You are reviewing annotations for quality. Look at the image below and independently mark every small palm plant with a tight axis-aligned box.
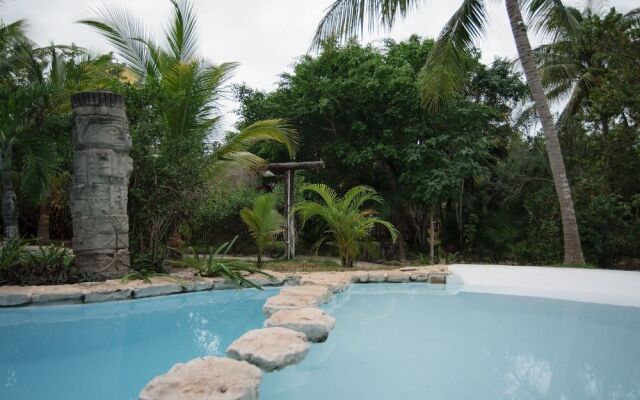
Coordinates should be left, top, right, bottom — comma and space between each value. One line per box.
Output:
240, 193, 284, 268
295, 184, 398, 268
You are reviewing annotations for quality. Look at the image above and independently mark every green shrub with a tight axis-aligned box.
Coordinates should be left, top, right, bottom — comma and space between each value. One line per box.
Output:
0, 242, 81, 285
295, 184, 398, 268
240, 193, 284, 267
190, 184, 260, 246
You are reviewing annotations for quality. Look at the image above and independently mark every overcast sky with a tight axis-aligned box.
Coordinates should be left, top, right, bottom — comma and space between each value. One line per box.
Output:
2, 0, 637, 131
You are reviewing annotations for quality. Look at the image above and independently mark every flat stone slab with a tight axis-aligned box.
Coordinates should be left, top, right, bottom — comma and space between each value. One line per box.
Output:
84, 289, 132, 303
353, 271, 369, 283
387, 272, 411, 283
0, 292, 31, 306
31, 286, 83, 304
299, 272, 351, 293
265, 307, 336, 342
248, 273, 284, 287
139, 356, 261, 400
133, 283, 183, 298
182, 279, 214, 292
263, 293, 319, 317
280, 285, 333, 304
368, 271, 388, 283
226, 327, 310, 372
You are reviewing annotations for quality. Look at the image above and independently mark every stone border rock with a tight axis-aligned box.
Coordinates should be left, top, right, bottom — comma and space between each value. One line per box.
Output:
0, 266, 448, 308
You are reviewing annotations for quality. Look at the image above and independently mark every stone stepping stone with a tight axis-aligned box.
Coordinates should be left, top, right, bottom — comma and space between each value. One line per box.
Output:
263, 293, 320, 317
280, 285, 333, 304
265, 307, 336, 342
226, 327, 310, 372
139, 356, 261, 400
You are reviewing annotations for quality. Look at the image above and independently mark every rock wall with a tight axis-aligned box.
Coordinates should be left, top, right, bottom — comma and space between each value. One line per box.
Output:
70, 92, 132, 279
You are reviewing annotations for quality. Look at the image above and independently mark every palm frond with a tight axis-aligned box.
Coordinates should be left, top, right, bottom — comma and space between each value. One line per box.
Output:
311, 0, 422, 50
210, 119, 299, 176
19, 135, 57, 202
418, 0, 486, 110
296, 184, 397, 268
79, 5, 157, 80
163, 60, 236, 138
165, 0, 199, 62
526, 0, 581, 40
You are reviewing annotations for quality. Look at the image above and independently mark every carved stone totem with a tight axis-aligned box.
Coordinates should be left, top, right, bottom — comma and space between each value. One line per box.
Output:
70, 92, 133, 279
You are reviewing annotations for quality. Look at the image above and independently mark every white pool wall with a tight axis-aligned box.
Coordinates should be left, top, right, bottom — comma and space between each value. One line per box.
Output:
449, 264, 640, 308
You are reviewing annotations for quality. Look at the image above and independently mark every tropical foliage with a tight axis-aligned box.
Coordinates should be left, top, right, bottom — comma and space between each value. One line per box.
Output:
174, 237, 276, 289
0, 239, 81, 285
240, 193, 284, 268
295, 184, 398, 268
0, 0, 638, 275
238, 34, 640, 268
310, 0, 587, 264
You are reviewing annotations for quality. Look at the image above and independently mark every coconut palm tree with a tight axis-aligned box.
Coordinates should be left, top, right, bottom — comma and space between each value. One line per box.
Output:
533, 4, 640, 131
295, 184, 398, 268
311, 0, 586, 264
80, 0, 299, 175
240, 193, 284, 268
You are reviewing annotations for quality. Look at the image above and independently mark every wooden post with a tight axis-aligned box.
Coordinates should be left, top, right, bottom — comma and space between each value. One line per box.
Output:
283, 170, 296, 260
267, 161, 325, 260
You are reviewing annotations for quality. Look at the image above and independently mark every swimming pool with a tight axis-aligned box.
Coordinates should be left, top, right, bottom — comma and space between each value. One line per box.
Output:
1, 283, 639, 400
261, 284, 640, 400
0, 288, 275, 400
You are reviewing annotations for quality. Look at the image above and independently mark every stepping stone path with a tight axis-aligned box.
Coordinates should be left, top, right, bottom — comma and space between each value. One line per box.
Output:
263, 289, 328, 317
139, 357, 261, 400
226, 327, 310, 372
265, 307, 336, 342
279, 285, 333, 303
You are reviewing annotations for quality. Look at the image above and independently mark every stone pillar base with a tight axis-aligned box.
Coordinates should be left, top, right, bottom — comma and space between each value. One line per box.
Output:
75, 250, 131, 280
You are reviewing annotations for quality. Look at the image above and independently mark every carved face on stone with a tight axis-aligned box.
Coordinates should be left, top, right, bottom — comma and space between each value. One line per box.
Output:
73, 116, 132, 152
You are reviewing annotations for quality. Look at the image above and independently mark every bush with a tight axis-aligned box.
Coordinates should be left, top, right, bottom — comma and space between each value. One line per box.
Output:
0, 241, 82, 285
190, 183, 261, 247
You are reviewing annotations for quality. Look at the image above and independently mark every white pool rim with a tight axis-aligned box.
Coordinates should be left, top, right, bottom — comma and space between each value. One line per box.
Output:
448, 264, 640, 308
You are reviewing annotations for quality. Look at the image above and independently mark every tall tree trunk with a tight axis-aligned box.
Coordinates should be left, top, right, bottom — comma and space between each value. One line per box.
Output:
505, 0, 585, 265
429, 207, 435, 265
37, 202, 51, 244
1, 170, 19, 240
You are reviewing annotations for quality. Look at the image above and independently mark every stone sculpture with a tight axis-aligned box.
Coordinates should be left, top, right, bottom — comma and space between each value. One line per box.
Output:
70, 92, 132, 279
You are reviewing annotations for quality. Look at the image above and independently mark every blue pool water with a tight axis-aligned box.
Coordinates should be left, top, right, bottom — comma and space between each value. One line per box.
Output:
0, 288, 275, 399
1, 284, 639, 400
262, 284, 640, 400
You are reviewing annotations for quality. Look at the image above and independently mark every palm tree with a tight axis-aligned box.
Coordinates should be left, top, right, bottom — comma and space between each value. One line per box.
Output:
80, 0, 299, 175
295, 184, 398, 268
0, 85, 57, 240
240, 193, 284, 268
312, 0, 586, 264
533, 5, 640, 132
